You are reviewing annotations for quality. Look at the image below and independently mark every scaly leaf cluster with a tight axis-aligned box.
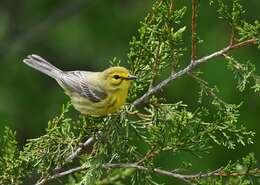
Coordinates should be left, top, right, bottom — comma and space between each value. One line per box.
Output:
0, 127, 24, 185
128, 0, 187, 101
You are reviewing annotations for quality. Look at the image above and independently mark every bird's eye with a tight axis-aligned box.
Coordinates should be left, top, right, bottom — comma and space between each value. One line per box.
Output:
113, 75, 120, 79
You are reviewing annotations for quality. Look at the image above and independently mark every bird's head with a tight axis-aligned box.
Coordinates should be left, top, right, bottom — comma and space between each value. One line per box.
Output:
102, 66, 137, 92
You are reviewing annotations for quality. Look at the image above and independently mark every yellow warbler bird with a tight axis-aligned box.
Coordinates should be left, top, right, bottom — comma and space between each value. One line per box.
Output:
23, 54, 137, 116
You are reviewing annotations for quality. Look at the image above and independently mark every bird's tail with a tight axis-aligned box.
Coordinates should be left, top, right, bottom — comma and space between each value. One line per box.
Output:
23, 54, 62, 79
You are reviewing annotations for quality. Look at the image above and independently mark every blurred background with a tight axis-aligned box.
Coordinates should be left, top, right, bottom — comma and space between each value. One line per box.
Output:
0, 0, 259, 184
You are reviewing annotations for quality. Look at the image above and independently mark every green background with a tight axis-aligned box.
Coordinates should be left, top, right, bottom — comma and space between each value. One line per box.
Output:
0, 0, 259, 184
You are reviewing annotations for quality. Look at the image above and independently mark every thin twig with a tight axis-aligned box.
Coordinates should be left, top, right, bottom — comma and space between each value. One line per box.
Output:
103, 163, 260, 183
102, 163, 194, 182
229, 38, 257, 49
133, 38, 257, 106
35, 166, 87, 185
191, 0, 197, 62
214, 168, 260, 177
34, 161, 260, 184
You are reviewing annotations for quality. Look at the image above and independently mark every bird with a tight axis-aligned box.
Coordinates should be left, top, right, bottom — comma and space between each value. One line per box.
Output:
23, 54, 137, 116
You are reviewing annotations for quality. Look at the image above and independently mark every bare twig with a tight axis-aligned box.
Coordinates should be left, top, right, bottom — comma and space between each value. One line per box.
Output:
191, 0, 197, 62
102, 163, 197, 182
229, 38, 257, 49
214, 168, 260, 177
133, 38, 258, 106
35, 166, 87, 185
103, 163, 260, 183
37, 163, 197, 185
34, 160, 260, 185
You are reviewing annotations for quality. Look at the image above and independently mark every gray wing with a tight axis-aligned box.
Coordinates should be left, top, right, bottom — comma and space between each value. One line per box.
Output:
60, 71, 107, 103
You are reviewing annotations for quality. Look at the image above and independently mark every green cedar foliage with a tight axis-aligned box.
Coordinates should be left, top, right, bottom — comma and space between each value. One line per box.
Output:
0, 127, 24, 185
1, 0, 260, 184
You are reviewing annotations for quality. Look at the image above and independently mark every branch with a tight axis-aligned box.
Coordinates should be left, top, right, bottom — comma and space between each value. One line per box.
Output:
133, 38, 258, 106
103, 163, 260, 183
191, 0, 197, 62
35, 166, 87, 185
35, 136, 95, 185
35, 155, 260, 185
34, 160, 260, 185
229, 38, 257, 49
103, 163, 193, 183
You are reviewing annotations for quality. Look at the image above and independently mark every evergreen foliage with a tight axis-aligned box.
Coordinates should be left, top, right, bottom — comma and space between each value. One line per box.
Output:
0, 0, 259, 184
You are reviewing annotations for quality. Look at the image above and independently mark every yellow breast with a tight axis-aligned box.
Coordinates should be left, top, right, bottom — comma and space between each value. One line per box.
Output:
105, 90, 128, 114
68, 89, 128, 116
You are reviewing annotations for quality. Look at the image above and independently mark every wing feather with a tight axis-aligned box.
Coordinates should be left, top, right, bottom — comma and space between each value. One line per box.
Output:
61, 71, 107, 103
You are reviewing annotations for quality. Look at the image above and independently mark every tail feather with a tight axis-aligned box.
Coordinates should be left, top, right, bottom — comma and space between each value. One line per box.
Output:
23, 54, 62, 79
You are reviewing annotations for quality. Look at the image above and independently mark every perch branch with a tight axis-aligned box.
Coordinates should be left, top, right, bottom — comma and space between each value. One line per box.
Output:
133, 38, 257, 106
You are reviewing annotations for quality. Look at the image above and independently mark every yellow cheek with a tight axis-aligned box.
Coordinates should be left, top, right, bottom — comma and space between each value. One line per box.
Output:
111, 78, 123, 85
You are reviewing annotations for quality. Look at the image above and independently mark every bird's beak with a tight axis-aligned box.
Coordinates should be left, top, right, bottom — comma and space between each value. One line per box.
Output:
125, 75, 138, 80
